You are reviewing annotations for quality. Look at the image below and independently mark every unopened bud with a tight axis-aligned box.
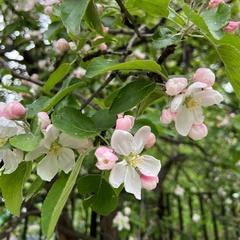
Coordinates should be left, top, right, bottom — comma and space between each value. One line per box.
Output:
56, 38, 70, 53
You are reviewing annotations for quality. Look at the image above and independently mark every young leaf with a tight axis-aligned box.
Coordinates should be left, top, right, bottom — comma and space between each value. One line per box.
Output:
25, 176, 44, 201
61, 0, 90, 35
41, 154, 86, 239
85, 57, 164, 78
43, 63, 72, 92
77, 175, 118, 216
0, 162, 32, 216
109, 80, 156, 114
52, 107, 96, 138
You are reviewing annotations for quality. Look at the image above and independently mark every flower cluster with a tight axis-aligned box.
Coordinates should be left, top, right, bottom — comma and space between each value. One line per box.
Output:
160, 68, 223, 140
95, 115, 161, 200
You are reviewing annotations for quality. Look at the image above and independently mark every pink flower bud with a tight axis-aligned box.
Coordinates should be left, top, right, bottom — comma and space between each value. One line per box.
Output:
56, 38, 70, 53
209, 0, 225, 9
144, 132, 156, 149
2, 102, 26, 119
44, 6, 53, 16
38, 112, 51, 130
31, 73, 39, 81
44, 0, 59, 6
165, 78, 188, 96
95, 146, 118, 170
160, 109, 176, 124
96, 3, 104, 15
193, 68, 215, 87
115, 115, 135, 132
102, 24, 109, 34
188, 123, 208, 140
93, 36, 107, 51
224, 21, 240, 34
140, 174, 159, 190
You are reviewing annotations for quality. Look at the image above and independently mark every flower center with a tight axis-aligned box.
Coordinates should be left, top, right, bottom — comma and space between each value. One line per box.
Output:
49, 142, 62, 155
183, 95, 200, 111
127, 152, 143, 170
0, 138, 7, 147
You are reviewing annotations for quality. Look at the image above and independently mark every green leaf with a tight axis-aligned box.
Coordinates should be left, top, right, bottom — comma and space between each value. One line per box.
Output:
43, 22, 62, 41
43, 63, 72, 92
61, 0, 90, 35
9, 133, 43, 152
91, 109, 116, 131
25, 176, 44, 201
0, 162, 32, 216
77, 175, 118, 216
52, 107, 96, 138
201, 4, 231, 40
134, 0, 170, 18
41, 80, 87, 112
85, 58, 164, 78
85, 1, 103, 35
152, 27, 181, 49
41, 154, 86, 238
217, 44, 240, 99
109, 80, 156, 114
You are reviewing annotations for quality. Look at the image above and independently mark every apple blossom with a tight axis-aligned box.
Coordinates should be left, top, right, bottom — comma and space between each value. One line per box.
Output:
140, 174, 159, 190
56, 38, 70, 53
0, 149, 23, 174
171, 82, 223, 136
95, 146, 118, 170
224, 21, 240, 34
165, 78, 188, 96
188, 123, 208, 140
44, 6, 53, 16
208, 0, 225, 9
160, 108, 176, 124
192, 213, 201, 223
115, 114, 135, 131
144, 132, 156, 149
174, 185, 184, 196
193, 68, 215, 87
25, 125, 89, 181
113, 211, 130, 231
38, 112, 51, 130
93, 36, 107, 51
109, 126, 161, 199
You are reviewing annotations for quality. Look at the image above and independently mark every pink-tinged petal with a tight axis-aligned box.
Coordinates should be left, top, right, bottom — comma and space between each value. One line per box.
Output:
37, 155, 59, 181
43, 125, 60, 149
111, 130, 134, 156
171, 94, 184, 112
96, 160, 116, 170
124, 166, 141, 200
188, 123, 208, 140
133, 126, 151, 153
59, 133, 89, 149
25, 145, 48, 161
186, 82, 207, 94
57, 147, 75, 173
140, 174, 159, 190
109, 160, 127, 188
175, 106, 194, 136
139, 155, 161, 176
195, 89, 223, 106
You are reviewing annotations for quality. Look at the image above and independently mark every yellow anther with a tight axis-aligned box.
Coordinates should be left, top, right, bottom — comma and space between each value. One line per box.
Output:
127, 152, 144, 170
50, 142, 61, 155
0, 138, 7, 147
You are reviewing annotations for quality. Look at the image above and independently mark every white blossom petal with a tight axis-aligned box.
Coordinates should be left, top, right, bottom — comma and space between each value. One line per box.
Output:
186, 82, 207, 94
171, 94, 184, 112
57, 147, 75, 173
25, 145, 48, 161
139, 155, 161, 176
43, 125, 59, 149
1, 149, 22, 174
192, 107, 204, 124
175, 106, 194, 136
133, 126, 151, 154
111, 130, 134, 156
59, 133, 89, 149
109, 160, 127, 188
0, 117, 18, 139
195, 89, 224, 106
37, 154, 59, 181
124, 166, 141, 200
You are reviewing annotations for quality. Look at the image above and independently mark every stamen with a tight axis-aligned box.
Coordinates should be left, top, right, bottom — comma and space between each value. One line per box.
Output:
0, 138, 7, 147
49, 142, 62, 155
183, 95, 201, 112
127, 152, 144, 170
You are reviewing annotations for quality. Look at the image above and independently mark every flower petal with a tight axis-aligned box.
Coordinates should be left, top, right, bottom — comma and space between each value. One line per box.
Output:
111, 130, 134, 156
25, 145, 48, 161
133, 126, 151, 154
139, 155, 161, 176
59, 133, 89, 149
43, 125, 59, 149
124, 166, 141, 200
1, 149, 22, 174
186, 82, 207, 94
175, 106, 194, 136
57, 147, 75, 173
195, 89, 223, 106
109, 160, 127, 188
37, 154, 59, 181
171, 94, 184, 112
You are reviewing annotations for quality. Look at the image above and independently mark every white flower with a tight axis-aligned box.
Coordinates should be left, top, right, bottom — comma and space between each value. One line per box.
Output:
0, 149, 23, 174
192, 213, 201, 223
171, 82, 223, 136
109, 126, 161, 200
174, 185, 185, 196
25, 125, 89, 181
113, 211, 130, 231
